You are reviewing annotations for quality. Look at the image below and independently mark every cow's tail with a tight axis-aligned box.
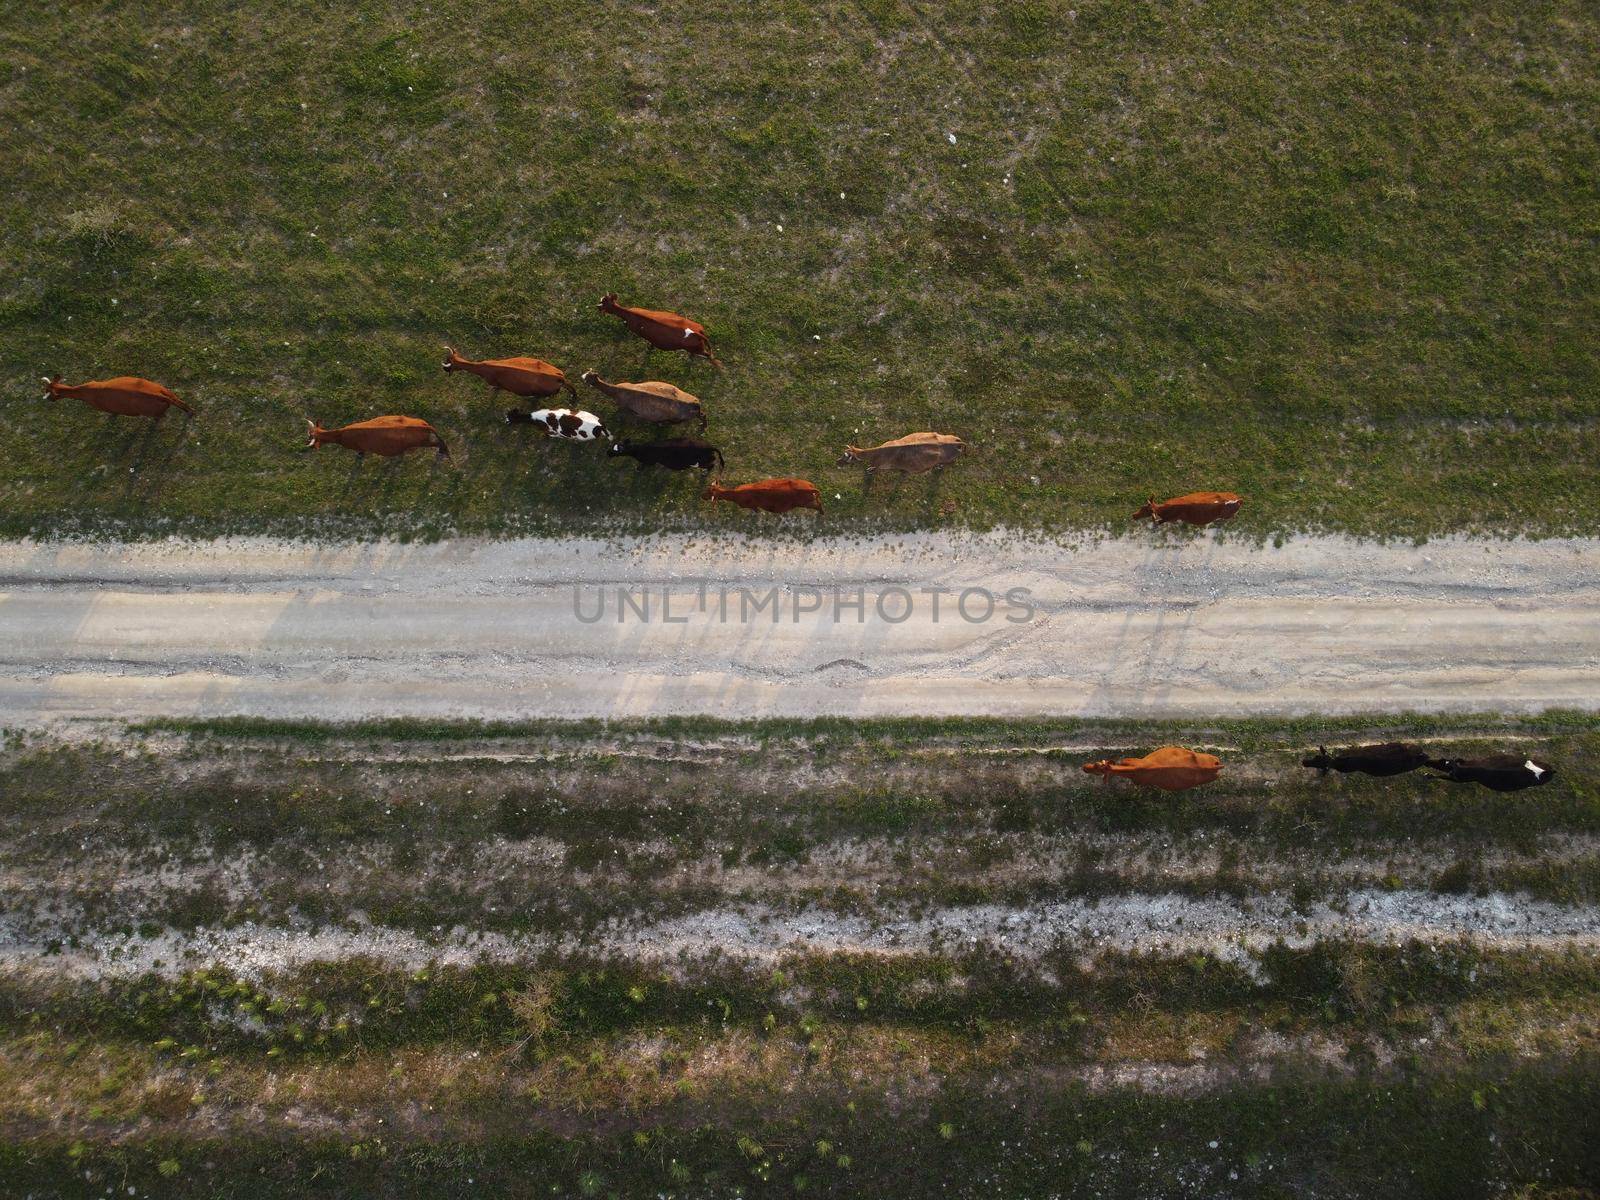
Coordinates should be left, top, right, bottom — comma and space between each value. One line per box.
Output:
433, 431, 453, 462
562, 376, 578, 399
167, 393, 195, 415
712, 447, 725, 474
700, 340, 724, 369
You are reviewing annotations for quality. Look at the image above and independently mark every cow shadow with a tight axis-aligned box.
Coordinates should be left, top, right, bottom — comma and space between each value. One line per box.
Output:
96, 415, 150, 461
595, 338, 714, 393
111, 415, 195, 510
856, 467, 950, 520
917, 469, 949, 522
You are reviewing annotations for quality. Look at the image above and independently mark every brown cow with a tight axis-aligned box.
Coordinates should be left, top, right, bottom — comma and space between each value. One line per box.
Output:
582, 371, 706, 428
1133, 492, 1242, 527
442, 346, 575, 401
599, 294, 722, 366
838, 432, 966, 475
305, 416, 451, 460
1081, 746, 1223, 792
42, 375, 192, 418
703, 479, 823, 515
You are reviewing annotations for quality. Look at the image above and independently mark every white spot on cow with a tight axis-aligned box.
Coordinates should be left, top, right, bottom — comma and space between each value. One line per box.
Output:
1525, 760, 1546, 778
683, 329, 692, 338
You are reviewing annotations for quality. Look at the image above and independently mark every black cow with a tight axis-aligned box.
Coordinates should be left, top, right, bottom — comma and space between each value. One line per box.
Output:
607, 438, 724, 472
1301, 742, 1429, 777
1425, 755, 1555, 792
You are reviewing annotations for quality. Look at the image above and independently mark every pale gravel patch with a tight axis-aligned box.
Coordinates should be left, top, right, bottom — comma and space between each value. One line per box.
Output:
3, 890, 1598, 983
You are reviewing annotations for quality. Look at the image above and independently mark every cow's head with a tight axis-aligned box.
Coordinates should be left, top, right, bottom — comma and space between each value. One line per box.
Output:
304, 418, 327, 450
442, 345, 463, 373
1132, 496, 1159, 521
607, 441, 631, 458
1301, 746, 1333, 772
41, 376, 62, 401
598, 293, 621, 314
700, 483, 726, 502
1081, 759, 1115, 780
836, 446, 862, 466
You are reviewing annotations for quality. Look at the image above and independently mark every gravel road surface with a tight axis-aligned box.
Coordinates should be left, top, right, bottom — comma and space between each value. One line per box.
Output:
1, 532, 1595, 723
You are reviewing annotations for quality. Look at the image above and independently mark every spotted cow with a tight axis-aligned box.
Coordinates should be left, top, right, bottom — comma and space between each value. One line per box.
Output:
506, 407, 609, 441
1425, 755, 1555, 792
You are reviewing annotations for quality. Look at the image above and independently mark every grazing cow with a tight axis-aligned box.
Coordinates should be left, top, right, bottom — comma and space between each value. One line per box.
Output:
598, 293, 722, 366
43, 375, 192, 418
442, 346, 575, 400
608, 438, 724, 472
506, 407, 609, 442
1133, 492, 1243, 527
837, 432, 967, 475
305, 416, 450, 460
1301, 743, 1430, 777
1425, 755, 1555, 792
703, 478, 823, 515
1081, 746, 1223, 792
582, 371, 706, 428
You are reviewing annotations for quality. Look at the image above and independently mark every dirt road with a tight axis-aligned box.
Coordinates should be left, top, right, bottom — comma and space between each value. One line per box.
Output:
1, 531, 1596, 723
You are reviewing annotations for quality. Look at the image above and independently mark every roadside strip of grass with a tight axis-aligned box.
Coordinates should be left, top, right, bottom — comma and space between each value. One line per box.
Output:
4, 717, 1598, 944
13, 716, 1600, 858
122, 709, 1600, 748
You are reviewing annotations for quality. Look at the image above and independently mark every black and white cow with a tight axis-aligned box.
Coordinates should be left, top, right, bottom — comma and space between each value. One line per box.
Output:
1425, 755, 1554, 792
607, 438, 724, 472
1301, 743, 1429, 777
506, 407, 608, 441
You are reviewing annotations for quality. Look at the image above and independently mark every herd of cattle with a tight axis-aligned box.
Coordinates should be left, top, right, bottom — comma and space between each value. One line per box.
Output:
37, 295, 1563, 794
1088, 743, 1556, 793
41, 293, 1245, 524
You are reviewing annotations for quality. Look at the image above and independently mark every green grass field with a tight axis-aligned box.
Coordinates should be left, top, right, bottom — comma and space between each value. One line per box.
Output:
3, 0, 1597, 540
